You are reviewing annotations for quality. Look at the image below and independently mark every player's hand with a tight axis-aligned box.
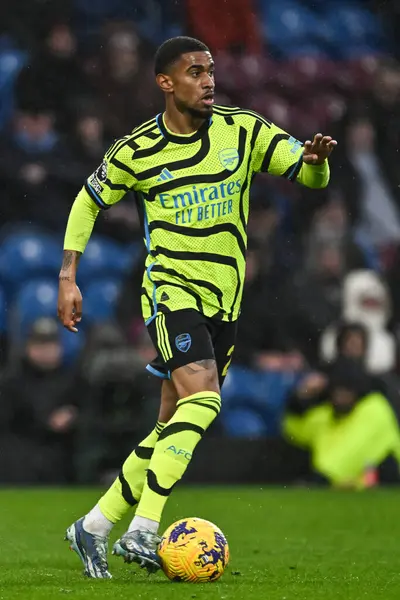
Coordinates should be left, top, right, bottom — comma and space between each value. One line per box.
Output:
303, 133, 337, 165
57, 279, 82, 333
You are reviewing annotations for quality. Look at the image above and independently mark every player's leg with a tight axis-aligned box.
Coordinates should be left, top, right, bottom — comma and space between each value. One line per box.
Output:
96, 379, 178, 523
113, 310, 222, 570
65, 379, 178, 578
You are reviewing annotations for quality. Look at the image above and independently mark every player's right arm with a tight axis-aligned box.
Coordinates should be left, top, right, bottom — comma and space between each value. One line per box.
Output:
57, 141, 137, 332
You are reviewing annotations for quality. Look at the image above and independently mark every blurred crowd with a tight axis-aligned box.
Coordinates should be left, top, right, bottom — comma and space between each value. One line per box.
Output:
2, 0, 400, 486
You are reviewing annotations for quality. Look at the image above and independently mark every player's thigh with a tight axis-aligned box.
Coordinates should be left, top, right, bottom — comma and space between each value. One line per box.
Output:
147, 309, 219, 399
213, 319, 238, 388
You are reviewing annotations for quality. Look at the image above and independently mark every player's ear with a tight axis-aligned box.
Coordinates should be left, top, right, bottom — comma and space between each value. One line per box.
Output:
156, 73, 174, 94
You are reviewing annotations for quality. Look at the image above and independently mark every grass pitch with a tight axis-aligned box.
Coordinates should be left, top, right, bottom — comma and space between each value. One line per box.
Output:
0, 486, 399, 599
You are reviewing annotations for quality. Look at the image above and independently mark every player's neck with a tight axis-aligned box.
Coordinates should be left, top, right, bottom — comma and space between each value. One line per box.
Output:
163, 109, 207, 135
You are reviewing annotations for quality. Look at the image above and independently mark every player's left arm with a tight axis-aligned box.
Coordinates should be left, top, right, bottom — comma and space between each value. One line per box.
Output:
252, 121, 337, 189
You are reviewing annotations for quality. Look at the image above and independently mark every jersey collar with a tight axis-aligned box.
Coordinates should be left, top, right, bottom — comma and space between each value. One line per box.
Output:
156, 113, 212, 145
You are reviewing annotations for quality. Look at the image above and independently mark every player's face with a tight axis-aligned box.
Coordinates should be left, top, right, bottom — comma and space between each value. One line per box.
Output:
165, 51, 215, 119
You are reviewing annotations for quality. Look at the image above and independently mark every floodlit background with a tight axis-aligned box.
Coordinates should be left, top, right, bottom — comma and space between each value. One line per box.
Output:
1, 0, 400, 488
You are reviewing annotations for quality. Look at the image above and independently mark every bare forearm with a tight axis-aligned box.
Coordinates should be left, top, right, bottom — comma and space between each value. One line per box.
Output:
59, 250, 81, 282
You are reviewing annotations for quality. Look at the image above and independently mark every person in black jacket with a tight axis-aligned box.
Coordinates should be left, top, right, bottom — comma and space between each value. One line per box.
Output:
0, 317, 78, 483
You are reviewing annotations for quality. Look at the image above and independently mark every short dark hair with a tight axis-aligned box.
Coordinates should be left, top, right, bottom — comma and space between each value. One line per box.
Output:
154, 36, 210, 75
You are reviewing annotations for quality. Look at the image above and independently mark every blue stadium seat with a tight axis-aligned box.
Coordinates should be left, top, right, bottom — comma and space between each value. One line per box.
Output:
82, 279, 122, 325
12, 279, 83, 365
15, 280, 58, 336
223, 366, 303, 436
221, 408, 267, 438
324, 4, 385, 59
0, 230, 61, 295
78, 237, 134, 286
260, 1, 326, 57
61, 327, 85, 366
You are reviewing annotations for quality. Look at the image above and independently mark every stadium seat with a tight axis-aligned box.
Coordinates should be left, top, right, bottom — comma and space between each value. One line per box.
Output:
14, 279, 58, 336
0, 230, 61, 294
277, 57, 337, 90
221, 408, 267, 438
324, 5, 385, 59
61, 327, 85, 366
335, 58, 377, 94
261, 1, 327, 58
12, 278, 84, 365
223, 366, 302, 436
77, 236, 135, 286
82, 279, 122, 325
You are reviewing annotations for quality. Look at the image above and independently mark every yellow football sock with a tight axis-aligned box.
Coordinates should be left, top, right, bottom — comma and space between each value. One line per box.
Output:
135, 392, 221, 523
98, 421, 165, 523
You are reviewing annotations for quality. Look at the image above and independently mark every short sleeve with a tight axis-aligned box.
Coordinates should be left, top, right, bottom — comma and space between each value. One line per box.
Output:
85, 140, 138, 210
252, 121, 304, 181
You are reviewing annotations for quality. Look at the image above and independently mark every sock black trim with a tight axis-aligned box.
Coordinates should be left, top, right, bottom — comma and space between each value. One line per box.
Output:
147, 469, 176, 497
158, 422, 204, 441
178, 395, 221, 409
135, 445, 154, 460
118, 471, 138, 506
155, 422, 165, 434
178, 394, 221, 405
177, 399, 220, 416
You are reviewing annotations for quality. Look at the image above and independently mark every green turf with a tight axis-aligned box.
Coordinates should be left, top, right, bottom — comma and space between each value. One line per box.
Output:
0, 487, 399, 599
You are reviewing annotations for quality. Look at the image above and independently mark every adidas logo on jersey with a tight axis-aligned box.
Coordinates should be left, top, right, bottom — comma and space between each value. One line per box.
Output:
156, 168, 174, 182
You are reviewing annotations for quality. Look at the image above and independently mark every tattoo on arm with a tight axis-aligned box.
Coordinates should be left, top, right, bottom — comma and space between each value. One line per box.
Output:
60, 250, 81, 273
182, 359, 216, 375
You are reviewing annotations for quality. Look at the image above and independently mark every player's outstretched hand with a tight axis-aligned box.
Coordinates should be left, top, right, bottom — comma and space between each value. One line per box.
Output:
57, 280, 82, 333
303, 133, 337, 165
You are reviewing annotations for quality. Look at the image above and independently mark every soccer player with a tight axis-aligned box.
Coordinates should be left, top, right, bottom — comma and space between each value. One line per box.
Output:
58, 36, 336, 578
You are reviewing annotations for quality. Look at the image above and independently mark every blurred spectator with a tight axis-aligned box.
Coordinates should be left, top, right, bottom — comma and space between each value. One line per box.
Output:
15, 21, 87, 131
70, 100, 107, 170
365, 58, 400, 236
0, 0, 72, 50
75, 322, 160, 482
284, 357, 400, 488
282, 240, 345, 366
320, 270, 397, 375
116, 247, 149, 341
344, 113, 400, 252
234, 239, 303, 371
320, 320, 400, 420
85, 23, 160, 138
0, 317, 78, 483
61, 99, 108, 190
329, 322, 369, 366
0, 109, 72, 231
282, 196, 368, 365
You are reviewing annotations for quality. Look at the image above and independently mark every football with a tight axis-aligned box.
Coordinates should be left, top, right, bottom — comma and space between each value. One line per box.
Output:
158, 517, 229, 583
